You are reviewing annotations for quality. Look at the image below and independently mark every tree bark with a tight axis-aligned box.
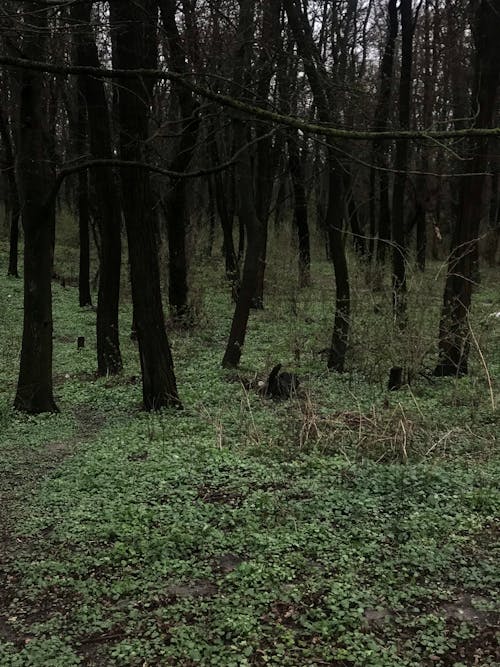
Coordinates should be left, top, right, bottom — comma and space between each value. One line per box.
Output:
0, 101, 20, 278
222, 0, 263, 368
112, 0, 181, 408
159, 0, 201, 320
435, 0, 500, 376
284, 0, 350, 372
75, 90, 92, 307
391, 0, 416, 323
208, 113, 238, 280
252, 0, 281, 309
370, 0, 398, 263
287, 129, 311, 286
71, 1, 123, 374
14, 2, 58, 413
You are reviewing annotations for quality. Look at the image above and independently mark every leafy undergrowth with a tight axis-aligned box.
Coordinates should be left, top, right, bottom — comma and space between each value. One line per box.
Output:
0, 245, 499, 666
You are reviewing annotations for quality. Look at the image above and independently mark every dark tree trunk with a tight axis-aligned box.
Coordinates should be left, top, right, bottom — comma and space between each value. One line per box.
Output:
14, 3, 57, 413
7, 206, 20, 278
415, 201, 426, 271
287, 130, 311, 287
415, 0, 433, 273
207, 174, 216, 256
208, 115, 238, 280
343, 171, 365, 257
371, 0, 398, 264
485, 172, 500, 266
252, 0, 281, 309
111, 0, 181, 408
435, 0, 500, 376
0, 105, 20, 278
284, 0, 350, 372
222, 124, 263, 367
76, 92, 92, 308
326, 158, 350, 372
71, 1, 122, 374
368, 167, 376, 260
222, 0, 263, 368
159, 0, 201, 320
391, 0, 416, 323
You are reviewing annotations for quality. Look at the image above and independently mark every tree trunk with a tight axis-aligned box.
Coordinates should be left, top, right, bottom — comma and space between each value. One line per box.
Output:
71, 1, 123, 374
0, 104, 20, 278
435, 0, 500, 376
284, 0, 351, 372
252, 0, 281, 309
287, 129, 311, 287
391, 0, 416, 324
14, 3, 57, 413
326, 157, 350, 372
76, 91, 92, 307
159, 0, 201, 320
112, 0, 181, 408
222, 0, 262, 368
208, 114, 238, 280
343, 171, 365, 257
371, 0, 398, 264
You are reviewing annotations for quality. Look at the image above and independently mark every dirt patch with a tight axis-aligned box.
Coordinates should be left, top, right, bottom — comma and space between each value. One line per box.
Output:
197, 485, 245, 507
440, 594, 499, 628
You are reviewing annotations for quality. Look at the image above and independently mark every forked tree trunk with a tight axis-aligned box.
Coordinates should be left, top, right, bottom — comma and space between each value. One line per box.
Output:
112, 0, 181, 408
14, 4, 57, 413
435, 0, 500, 376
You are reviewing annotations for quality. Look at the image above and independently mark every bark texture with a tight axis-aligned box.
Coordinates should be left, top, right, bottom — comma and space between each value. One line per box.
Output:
14, 3, 58, 413
112, 0, 181, 407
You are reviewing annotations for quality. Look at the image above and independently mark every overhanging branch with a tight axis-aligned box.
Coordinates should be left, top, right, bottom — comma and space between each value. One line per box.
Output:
1, 54, 499, 141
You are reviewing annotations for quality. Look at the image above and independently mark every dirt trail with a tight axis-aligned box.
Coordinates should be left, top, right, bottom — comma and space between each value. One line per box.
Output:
0, 404, 107, 650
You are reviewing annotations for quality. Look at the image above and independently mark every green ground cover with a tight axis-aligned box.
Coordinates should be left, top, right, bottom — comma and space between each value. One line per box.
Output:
0, 240, 498, 666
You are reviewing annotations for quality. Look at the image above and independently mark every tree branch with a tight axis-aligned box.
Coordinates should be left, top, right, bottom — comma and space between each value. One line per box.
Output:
1, 54, 499, 141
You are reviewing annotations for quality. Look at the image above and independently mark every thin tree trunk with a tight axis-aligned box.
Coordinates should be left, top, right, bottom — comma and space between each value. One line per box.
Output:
391, 0, 416, 323
0, 105, 20, 278
14, 3, 57, 413
287, 129, 311, 286
284, 0, 350, 372
222, 0, 262, 368
112, 0, 181, 408
76, 91, 92, 307
252, 0, 281, 309
159, 0, 201, 320
71, 1, 122, 374
326, 156, 350, 372
343, 171, 365, 257
208, 114, 238, 279
371, 0, 398, 264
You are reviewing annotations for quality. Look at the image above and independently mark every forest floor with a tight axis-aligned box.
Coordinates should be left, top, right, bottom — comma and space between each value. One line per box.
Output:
0, 238, 499, 667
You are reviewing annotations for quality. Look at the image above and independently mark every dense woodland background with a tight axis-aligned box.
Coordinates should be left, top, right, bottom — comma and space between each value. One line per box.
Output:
0, 1, 499, 666
0, 0, 499, 411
